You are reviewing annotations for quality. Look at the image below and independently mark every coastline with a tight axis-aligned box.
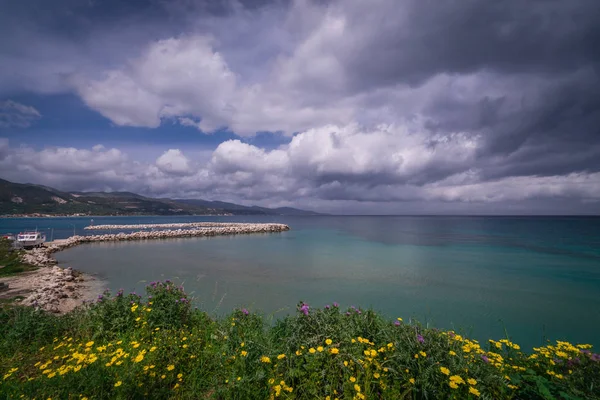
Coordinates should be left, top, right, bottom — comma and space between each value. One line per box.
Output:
1, 222, 290, 313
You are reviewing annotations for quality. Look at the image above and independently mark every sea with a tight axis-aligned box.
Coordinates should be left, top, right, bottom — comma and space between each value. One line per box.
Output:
2, 215, 600, 351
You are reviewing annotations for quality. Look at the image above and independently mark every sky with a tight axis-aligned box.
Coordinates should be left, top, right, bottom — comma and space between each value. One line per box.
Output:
1, 0, 599, 215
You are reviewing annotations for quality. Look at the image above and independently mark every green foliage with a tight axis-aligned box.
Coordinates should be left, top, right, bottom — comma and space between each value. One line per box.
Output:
1, 283, 599, 400
0, 238, 36, 276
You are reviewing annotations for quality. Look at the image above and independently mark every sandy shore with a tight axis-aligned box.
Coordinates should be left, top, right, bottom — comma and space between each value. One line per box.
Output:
0, 222, 290, 313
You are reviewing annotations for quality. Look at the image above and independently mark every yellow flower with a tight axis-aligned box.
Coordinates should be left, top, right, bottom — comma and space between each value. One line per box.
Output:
114, 381, 122, 387
419, 351, 426, 357
468, 378, 477, 385
309, 348, 316, 354
317, 346, 324, 352
409, 378, 415, 384
47, 372, 56, 378
260, 356, 271, 363
449, 375, 465, 385
374, 373, 380, 379
397, 317, 403, 321
469, 387, 480, 397
241, 350, 248, 357
85, 341, 94, 347
177, 373, 183, 379
277, 354, 286, 360
295, 350, 302, 356
330, 348, 339, 355
161, 375, 166, 379
449, 350, 457, 356
440, 367, 450, 376
344, 361, 348, 366
167, 365, 175, 371
325, 339, 333, 345
349, 376, 356, 383
354, 384, 361, 392
150, 346, 157, 352
449, 381, 459, 389
414, 354, 419, 359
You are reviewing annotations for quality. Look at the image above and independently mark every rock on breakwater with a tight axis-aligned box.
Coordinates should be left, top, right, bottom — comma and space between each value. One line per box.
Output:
85, 222, 290, 231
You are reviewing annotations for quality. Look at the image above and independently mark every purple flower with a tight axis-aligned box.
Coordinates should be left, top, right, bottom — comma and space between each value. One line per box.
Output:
325, 304, 330, 309
394, 320, 401, 326
356, 310, 362, 314
333, 302, 339, 308
346, 312, 351, 316
242, 308, 249, 315
592, 353, 600, 362
481, 355, 489, 363
299, 303, 310, 316
417, 334, 425, 344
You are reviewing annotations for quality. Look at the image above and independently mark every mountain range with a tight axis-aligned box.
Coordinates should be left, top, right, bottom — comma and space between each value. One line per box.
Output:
0, 178, 320, 216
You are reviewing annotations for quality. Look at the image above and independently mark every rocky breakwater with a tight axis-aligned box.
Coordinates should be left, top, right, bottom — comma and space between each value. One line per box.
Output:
13, 223, 289, 313
84, 222, 289, 230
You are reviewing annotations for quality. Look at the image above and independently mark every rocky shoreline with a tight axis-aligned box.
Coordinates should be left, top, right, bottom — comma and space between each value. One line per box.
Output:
3, 222, 290, 313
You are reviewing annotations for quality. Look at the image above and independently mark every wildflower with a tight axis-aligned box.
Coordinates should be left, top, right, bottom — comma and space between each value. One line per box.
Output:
295, 350, 302, 356
85, 341, 94, 347
114, 381, 122, 387
469, 387, 480, 396
449, 350, 457, 356
326, 339, 333, 345
167, 365, 175, 371
317, 346, 324, 352
349, 376, 356, 382
150, 346, 157, 352
333, 302, 339, 307
468, 378, 477, 385
450, 375, 465, 385
417, 334, 425, 344
241, 350, 248, 357
449, 381, 459, 389
481, 355, 489, 363
409, 378, 415, 384
440, 367, 450, 376
354, 384, 361, 392
419, 351, 426, 357
309, 348, 316, 354
299, 303, 310, 316
330, 348, 339, 355
277, 354, 286, 360
177, 373, 183, 379
374, 372, 380, 379
261, 356, 271, 363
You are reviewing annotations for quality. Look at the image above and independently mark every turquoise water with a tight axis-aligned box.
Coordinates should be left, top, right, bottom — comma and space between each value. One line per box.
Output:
3, 215, 600, 350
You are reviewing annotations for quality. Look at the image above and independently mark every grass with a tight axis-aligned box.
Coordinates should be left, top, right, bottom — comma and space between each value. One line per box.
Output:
1, 281, 598, 399
0, 238, 37, 277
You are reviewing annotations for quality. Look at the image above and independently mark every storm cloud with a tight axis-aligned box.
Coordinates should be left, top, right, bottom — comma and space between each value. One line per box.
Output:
0, 0, 599, 213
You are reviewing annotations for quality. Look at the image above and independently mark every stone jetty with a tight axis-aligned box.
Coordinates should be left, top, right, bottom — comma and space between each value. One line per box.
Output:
84, 222, 289, 230
11, 222, 290, 312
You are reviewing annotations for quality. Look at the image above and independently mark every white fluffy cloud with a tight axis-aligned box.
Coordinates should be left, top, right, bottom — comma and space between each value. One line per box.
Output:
156, 149, 193, 176
1, 121, 599, 213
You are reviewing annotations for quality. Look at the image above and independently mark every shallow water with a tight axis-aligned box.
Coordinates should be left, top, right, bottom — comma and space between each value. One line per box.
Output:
4, 215, 600, 350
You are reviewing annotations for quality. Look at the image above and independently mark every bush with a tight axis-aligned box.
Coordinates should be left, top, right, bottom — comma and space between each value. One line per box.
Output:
1, 283, 598, 399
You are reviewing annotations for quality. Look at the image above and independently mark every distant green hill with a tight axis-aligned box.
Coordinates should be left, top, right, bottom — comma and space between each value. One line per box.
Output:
0, 178, 321, 216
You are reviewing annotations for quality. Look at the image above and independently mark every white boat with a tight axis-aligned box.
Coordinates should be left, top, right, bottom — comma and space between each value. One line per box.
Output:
16, 231, 46, 249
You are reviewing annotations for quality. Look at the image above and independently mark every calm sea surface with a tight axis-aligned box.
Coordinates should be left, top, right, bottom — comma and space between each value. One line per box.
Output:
3, 215, 600, 350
